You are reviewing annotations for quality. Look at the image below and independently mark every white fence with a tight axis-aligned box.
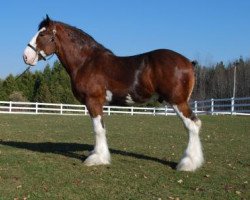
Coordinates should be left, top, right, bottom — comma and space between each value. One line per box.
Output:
0, 97, 249, 116
192, 97, 250, 116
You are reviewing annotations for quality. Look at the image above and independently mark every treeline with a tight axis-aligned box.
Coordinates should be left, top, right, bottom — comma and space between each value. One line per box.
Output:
0, 58, 249, 104
192, 57, 250, 100
0, 61, 79, 104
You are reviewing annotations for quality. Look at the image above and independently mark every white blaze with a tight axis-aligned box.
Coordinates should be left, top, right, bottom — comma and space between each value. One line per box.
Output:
23, 27, 46, 66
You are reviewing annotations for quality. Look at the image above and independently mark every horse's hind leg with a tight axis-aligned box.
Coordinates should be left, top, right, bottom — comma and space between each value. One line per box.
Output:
173, 102, 204, 171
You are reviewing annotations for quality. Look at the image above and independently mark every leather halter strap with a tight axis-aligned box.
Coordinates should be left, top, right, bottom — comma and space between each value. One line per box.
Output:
27, 43, 47, 61
27, 29, 56, 61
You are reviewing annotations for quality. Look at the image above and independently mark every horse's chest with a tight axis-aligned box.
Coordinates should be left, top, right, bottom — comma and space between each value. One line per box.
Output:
70, 76, 92, 102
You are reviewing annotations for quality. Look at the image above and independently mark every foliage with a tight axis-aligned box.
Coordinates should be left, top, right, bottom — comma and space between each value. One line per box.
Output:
0, 58, 249, 104
0, 61, 79, 104
9, 91, 27, 102
0, 115, 249, 199
192, 57, 250, 100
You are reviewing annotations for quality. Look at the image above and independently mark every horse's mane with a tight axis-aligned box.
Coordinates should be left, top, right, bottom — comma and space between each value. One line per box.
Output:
38, 18, 113, 54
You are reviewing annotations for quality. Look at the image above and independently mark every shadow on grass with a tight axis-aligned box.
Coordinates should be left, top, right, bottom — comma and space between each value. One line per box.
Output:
0, 140, 177, 169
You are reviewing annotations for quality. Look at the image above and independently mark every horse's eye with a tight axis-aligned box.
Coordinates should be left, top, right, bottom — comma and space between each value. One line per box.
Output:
40, 33, 45, 37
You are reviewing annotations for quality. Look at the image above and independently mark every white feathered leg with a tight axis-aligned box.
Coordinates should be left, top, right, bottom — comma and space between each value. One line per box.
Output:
173, 105, 204, 171
84, 115, 111, 166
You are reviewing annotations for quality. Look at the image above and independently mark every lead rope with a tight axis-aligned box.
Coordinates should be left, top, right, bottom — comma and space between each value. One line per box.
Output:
16, 65, 32, 80
16, 52, 55, 80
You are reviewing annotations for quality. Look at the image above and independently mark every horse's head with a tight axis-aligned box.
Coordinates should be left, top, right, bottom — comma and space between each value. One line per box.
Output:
23, 15, 57, 66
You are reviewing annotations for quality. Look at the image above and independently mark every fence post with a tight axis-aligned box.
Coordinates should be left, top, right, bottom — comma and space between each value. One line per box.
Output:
153, 107, 156, 116
231, 97, 235, 115
108, 107, 111, 116
60, 104, 63, 115
84, 105, 87, 115
35, 102, 38, 114
131, 107, 134, 115
165, 106, 168, 116
211, 99, 214, 115
194, 101, 198, 115
9, 101, 12, 113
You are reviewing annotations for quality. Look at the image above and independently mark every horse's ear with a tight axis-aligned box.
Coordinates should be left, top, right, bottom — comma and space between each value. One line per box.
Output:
46, 14, 51, 22
38, 15, 52, 30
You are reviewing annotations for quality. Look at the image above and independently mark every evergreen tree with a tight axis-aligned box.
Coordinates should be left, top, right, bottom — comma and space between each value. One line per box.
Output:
16, 71, 35, 101
0, 79, 8, 100
2, 74, 17, 100
36, 81, 52, 103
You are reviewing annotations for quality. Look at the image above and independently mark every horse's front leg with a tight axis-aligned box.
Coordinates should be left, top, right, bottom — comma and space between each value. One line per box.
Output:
84, 98, 111, 166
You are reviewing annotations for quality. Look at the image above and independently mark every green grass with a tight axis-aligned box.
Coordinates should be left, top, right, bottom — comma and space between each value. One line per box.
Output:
0, 114, 249, 200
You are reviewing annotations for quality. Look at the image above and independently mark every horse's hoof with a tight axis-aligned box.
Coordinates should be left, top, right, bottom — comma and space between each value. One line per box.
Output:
84, 153, 111, 166
176, 156, 203, 171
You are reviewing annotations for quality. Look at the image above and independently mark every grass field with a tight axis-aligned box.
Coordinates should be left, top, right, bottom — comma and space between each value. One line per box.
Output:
0, 114, 249, 200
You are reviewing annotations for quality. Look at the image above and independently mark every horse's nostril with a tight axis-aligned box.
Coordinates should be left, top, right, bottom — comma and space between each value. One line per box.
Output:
23, 54, 27, 61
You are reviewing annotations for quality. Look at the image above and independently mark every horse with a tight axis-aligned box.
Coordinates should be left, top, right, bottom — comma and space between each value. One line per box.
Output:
23, 15, 204, 171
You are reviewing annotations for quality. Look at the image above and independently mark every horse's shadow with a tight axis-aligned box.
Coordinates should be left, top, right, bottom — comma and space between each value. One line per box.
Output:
0, 140, 177, 169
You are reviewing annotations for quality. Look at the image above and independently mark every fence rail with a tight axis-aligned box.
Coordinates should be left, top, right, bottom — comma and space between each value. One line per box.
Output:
0, 97, 249, 116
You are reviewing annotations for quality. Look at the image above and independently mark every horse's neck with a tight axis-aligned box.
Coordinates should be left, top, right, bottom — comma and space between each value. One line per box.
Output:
55, 30, 95, 78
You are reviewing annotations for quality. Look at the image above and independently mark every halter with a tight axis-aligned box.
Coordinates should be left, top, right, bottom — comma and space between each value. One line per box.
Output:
27, 43, 47, 61
18, 30, 56, 79
27, 29, 57, 61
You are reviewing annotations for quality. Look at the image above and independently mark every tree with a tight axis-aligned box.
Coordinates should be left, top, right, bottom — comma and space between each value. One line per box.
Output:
16, 71, 35, 101
9, 91, 27, 102
2, 74, 17, 98
36, 81, 52, 103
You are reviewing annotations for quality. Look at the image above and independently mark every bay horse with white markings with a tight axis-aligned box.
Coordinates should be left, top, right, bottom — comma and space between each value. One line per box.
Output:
23, 16, 203, 171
